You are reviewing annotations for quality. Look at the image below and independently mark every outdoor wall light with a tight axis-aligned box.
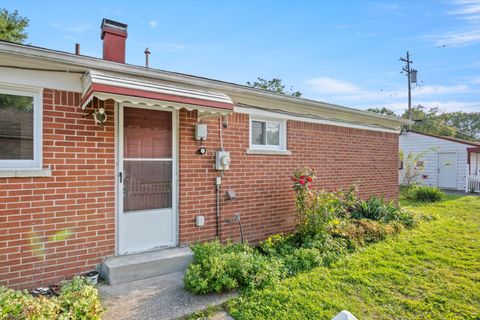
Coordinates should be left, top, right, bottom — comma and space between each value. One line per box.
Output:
197, 146, 207, 155
93, 107, 108, 126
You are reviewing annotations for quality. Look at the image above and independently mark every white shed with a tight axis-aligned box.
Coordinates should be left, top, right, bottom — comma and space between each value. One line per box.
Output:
399, 131, 480, 191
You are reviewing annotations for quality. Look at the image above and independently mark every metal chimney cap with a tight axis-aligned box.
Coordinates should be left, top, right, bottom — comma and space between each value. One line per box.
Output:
101, 18, 128, 31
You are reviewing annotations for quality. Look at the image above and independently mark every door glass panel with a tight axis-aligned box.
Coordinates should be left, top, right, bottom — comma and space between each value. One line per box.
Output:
124, 107, 172, 158
123, 160, 172, 212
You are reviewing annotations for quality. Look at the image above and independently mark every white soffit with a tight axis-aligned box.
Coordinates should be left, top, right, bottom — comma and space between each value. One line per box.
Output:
0, 66, 82, 92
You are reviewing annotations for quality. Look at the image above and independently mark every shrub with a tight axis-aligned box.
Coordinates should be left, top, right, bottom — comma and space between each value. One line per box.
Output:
282, 248, 323, 276
258, 233, 297, 257
292, 169, 360, 238
407, 185, 444, 202
351, 196, 386, 221
184, 169, 421, 295
184, 240, 284, 294
0, 288, 59, 319
350, 195, 415, 227
58, 276, 102, 319
330, 219, 402, 247
0, 276, 101, 320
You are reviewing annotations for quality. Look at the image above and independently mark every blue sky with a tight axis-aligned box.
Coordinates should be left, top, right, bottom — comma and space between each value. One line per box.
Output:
3, 1, 480, 114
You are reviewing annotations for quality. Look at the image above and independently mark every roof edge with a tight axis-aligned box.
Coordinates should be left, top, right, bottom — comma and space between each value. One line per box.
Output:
406, 130, 480, 146
0, 41, 407, 128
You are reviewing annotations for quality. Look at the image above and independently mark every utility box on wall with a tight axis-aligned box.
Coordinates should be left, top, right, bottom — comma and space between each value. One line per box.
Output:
215, 151, 231, 170
195, 124, 208, 140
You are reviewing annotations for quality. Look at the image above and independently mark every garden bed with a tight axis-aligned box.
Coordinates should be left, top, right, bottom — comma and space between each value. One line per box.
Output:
184, 169, 421, 295
226, 194, 480, 319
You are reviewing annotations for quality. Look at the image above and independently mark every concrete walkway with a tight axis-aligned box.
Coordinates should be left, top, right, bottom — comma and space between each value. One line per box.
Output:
442, 189, 480, 196
99, 272, 237, 320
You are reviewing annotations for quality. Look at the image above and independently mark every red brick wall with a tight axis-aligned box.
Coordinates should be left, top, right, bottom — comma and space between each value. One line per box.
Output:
179, 111, 399, 244
1, 91, 398, 289
0, 90, 116, 289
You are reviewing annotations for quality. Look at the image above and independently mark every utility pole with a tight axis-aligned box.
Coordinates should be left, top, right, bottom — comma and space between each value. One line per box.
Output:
400, 51, 417, 122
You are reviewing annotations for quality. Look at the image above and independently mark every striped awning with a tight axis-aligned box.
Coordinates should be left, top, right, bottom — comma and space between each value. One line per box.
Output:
81, 70, 234, 116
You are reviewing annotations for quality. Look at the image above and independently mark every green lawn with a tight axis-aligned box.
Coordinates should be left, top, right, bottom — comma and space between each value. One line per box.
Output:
227, 195, 480, 319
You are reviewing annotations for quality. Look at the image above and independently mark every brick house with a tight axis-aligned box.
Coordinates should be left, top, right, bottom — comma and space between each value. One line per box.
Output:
0, 19, 405, 289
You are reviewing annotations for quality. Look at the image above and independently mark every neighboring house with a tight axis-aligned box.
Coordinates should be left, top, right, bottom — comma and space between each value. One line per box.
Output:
399, 130, 480, 191
0, 19, 405, 289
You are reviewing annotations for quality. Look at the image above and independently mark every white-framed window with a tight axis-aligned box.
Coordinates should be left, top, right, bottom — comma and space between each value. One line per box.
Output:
0, 85, 43, 170
249, 116, 287, 151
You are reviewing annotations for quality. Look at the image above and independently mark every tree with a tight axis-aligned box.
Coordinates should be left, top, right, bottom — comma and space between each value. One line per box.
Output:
438, 112, 480, 140
246, 77, 302, 97
366, 104, 479, 141
401, 105, 479, 141
403, 105, 455, 137
0, 9, 29, 43
366, 107, 398, 117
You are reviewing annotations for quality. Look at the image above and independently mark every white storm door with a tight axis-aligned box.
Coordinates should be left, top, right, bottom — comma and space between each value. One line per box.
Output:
438, 152, 457, 189
118, 105, 177, 255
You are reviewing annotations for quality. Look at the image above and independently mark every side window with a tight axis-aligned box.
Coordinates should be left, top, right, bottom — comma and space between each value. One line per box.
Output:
0, 86, 42, 169
250, 117, 286, 151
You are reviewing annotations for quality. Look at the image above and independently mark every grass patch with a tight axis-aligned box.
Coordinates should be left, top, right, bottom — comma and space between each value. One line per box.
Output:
227, 195, 480, 319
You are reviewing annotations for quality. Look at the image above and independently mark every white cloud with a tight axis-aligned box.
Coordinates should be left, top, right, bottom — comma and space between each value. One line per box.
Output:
427, 29, 480, 46
141, 42, 218, 53
149, 20, 158, 28
368, 2, 407, 16
448, 0, 480, 20
413, 84, 469, 95
305, 76, 471, 103
303, 76, 478, 114
50, 23, 93, 34
304, 77, 362, 94
422, 0, 480, 46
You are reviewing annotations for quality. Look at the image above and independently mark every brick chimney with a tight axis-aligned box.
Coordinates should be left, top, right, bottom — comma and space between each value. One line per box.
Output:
101, 19, 128, 63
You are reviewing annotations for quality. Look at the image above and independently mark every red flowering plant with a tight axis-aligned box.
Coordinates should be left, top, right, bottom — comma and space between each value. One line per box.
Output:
291, 167, 316, 192
291, 168, 316, 227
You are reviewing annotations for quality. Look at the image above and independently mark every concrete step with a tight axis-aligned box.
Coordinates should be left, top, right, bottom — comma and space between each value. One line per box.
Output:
101, 247, 194, 285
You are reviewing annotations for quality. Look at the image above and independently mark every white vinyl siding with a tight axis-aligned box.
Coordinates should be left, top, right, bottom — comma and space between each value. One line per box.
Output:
399, 132, 470, 190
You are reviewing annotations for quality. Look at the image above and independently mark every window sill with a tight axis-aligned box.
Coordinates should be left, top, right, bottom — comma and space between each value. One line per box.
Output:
0, 168, 52, 178
246, 149, 292, 156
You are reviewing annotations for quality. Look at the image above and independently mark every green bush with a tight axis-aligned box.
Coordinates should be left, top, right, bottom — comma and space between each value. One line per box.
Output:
184, 240, 285, 294
330, 219, 403, 247
0, 276, 101, 320
350, 195, 415, 227
407, 185, 444, 202
184, 169, 422, 295
58, 276, 102, 319
258, 233, 297, 257
351, 196, 386, 220
0, 288, 59, 319
282, 248, 323, 276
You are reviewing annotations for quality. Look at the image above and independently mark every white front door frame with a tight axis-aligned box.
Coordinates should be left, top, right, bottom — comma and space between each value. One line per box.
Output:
115, 102, 179, 255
